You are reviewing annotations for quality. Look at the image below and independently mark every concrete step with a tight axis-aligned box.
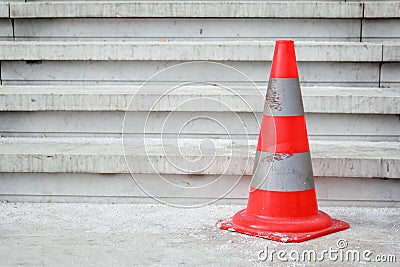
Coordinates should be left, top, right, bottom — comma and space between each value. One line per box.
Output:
1, 1, 397, 41
8, 1, 365, 18
1, 1, 399, 42
0, 41, 397, 87
0, 137, 398, 178
0, 137, 399, 206
0, 1, 398, 207
0, 41, 385, 61
1, 86, 399, 141
7, 1, 396, 19
1, 85, 399, 113
12, 17, 363, 42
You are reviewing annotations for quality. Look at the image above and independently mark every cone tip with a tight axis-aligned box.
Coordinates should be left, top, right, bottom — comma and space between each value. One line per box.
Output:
275, 40, 294, 45
270, 39, 299, 79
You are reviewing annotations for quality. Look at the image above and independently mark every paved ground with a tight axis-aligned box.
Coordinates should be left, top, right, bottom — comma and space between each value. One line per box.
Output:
0, 203, 398, 266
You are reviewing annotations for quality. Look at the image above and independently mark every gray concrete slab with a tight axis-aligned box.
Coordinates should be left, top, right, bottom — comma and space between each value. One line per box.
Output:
383, 43, 400, 61
0, 137, 399, 178
1, 173, 399, 207
0, 41, 383, 61
0, 203, 398, 266
13, 18, 361, 41
1, 111, 399, 141
10, 1, 363, 18
364, 2, 400, 18
0, 3, 8, 18
1, 85, 399, 114
0, 19, 12, 39
0, 61, 380, 87
363, 19, 400, 42
381, 63, 400, 87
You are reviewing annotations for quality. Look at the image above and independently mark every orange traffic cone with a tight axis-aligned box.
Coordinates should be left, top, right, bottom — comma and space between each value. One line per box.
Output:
216, 40, 349, 242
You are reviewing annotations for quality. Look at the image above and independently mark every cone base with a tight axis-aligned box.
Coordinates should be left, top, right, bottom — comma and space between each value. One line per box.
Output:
216, 209, 349, 243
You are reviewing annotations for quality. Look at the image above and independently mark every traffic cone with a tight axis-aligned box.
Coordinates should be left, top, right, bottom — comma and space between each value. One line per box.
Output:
216, 40, 349, 243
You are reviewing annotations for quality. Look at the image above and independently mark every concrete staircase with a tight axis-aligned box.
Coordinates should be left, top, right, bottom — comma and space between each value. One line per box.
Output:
0, 1, 399, 207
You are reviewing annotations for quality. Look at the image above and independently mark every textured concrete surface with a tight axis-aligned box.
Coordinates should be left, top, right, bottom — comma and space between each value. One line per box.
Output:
9, 2, 363, 18
7, 5, 398, 42
1, 173, 399, 207
13, 18, 361, 41
0, 41, 384, 61
383, 44, 400, 61
0, 3, 8, 18
364, 2, 400, 18
0, 19, 12, 39
0, 137, 399, 179
8, 1, 398, 19
1, 85, 399, 114
0, 203, 398, 266
382, 63, 400, 87
2, 112, 400, 140
1, 60, 381, 87
363, 19, 400, 42
0, 136, 399, 204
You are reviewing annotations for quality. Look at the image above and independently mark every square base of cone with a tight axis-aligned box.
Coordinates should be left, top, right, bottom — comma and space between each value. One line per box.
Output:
216, 217, 349, 243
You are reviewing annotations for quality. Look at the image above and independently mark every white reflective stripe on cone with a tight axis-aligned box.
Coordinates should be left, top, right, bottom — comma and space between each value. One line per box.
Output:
264, 78, 305, 117
251, 151, 314, 192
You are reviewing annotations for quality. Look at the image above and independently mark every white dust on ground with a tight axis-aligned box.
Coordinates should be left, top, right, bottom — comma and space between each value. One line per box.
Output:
0, 203, 398, 266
